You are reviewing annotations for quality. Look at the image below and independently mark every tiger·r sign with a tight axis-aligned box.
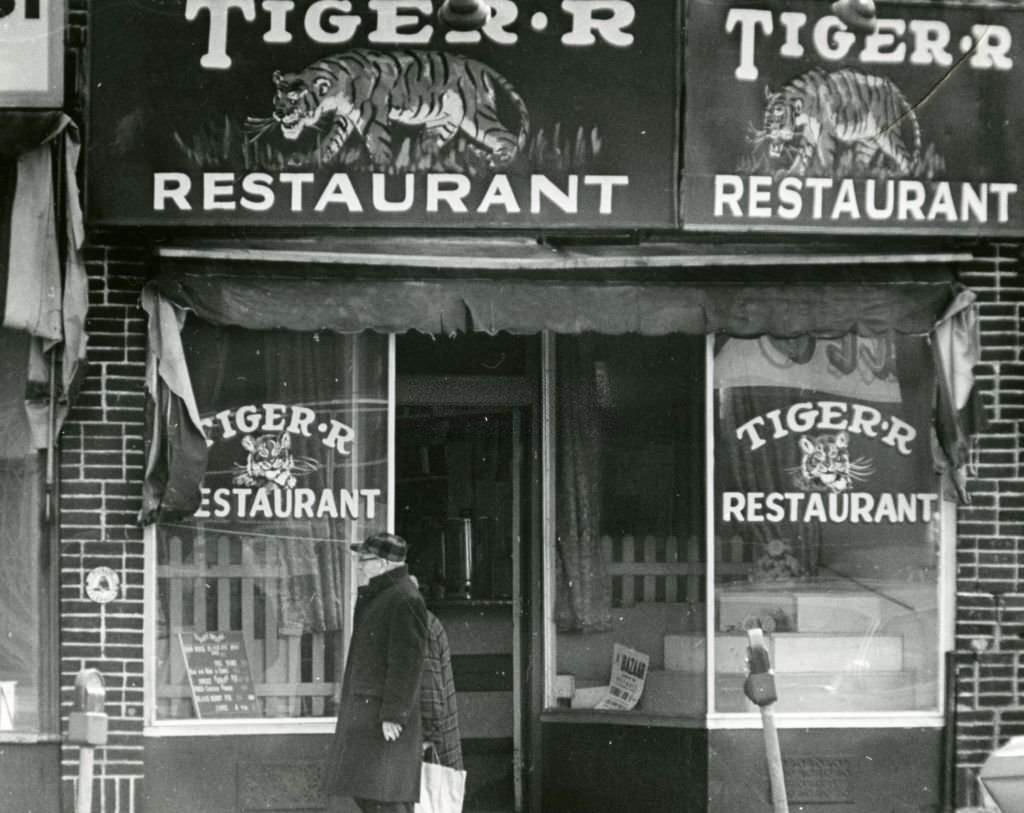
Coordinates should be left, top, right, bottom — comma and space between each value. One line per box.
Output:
0, 0, 62, 107
683, 0, 1024, 236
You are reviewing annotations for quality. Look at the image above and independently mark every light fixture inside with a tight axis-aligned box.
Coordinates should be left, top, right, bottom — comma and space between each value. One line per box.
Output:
831, 0, 878, 33
439, 0, 492, 31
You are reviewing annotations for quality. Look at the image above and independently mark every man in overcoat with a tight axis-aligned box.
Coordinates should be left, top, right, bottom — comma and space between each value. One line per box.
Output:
324, 533, 429, 813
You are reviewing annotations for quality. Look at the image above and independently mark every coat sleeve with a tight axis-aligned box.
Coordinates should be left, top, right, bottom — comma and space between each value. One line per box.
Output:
379, 593, 428, 725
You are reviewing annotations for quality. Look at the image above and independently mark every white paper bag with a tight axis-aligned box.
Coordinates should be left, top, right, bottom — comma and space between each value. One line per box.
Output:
414, 750, 466, 813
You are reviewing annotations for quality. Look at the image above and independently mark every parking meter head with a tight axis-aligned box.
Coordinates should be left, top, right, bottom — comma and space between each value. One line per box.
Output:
68, 669, 108, 746
73, 669, 105, 714
744, 628, 778, 707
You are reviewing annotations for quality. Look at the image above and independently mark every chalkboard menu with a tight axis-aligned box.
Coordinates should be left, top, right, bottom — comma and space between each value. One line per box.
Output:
178, 631, 260, 718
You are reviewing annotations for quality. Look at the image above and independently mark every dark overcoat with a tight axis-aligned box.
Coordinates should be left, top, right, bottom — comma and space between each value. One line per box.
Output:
323, 566, 428, 803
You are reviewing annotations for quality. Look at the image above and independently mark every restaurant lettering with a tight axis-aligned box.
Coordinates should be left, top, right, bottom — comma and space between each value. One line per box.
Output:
722, 491, 939, 524
713, 176, 1016, 225
155, 171, 628, 214
188, 0, 639, 69
195, 485, 380, 520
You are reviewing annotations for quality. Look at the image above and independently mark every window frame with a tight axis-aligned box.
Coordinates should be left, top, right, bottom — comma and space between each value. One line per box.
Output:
541, 333, 954, 730
143, 334, 396, 736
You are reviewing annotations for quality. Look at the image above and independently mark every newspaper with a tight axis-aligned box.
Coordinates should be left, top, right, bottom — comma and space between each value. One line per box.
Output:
594, 644, 649, 711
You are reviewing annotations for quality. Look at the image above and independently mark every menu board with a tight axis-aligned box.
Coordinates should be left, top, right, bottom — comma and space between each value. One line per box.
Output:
178, 631, 260, 719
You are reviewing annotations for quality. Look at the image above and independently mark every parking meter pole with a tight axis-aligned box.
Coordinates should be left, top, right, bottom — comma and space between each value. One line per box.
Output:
77, 746, 94, 813
745, 628, 789, 813
761, 704, 788, 813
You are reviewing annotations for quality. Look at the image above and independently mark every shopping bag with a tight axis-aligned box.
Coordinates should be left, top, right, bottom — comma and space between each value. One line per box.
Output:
414, 745, 467, 813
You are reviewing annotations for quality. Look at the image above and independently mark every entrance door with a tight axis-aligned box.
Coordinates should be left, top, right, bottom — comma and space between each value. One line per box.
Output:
396, 333, 537, 813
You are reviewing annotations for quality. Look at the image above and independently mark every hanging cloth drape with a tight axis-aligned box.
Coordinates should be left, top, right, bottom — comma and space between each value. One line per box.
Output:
555, 336, 611, 633
0, 112, 89, 448
932, 287, 988, 501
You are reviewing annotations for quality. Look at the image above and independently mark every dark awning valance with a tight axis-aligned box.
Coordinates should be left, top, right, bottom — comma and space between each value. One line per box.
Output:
151, 260, 962, 339
141, 244, 983, 526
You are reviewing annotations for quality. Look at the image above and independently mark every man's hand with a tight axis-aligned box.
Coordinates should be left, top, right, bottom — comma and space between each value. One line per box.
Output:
382, 721, 403, 741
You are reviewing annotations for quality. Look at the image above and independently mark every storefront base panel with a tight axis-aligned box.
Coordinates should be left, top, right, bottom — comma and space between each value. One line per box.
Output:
0, 743, 60, 813
144, 735, 512, 813
708, 727, 942, 813
144, 735, 338, 813
540, 722, 707, 813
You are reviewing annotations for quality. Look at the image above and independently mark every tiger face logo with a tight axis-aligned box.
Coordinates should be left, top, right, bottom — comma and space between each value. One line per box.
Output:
790, 431, 874, 493
760, 88, 803, 162
233, 432, 318, 491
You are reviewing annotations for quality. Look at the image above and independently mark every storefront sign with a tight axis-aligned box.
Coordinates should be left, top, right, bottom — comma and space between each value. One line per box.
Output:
178, 631, 261, 718
683, 0, 1024, 235
87, 0, 679, 228
0, 0, 62, 107
194, 402, 381, 522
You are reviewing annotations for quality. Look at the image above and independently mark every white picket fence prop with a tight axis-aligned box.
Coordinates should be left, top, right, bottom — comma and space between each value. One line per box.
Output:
602, 533, 750, 607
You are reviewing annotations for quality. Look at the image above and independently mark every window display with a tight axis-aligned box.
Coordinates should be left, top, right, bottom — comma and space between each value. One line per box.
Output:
155, 322, 390, 720
552, 334, 706, 717
712, 334, 941, 713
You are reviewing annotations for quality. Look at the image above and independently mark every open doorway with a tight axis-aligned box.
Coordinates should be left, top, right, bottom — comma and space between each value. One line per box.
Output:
396, 332, 539, 813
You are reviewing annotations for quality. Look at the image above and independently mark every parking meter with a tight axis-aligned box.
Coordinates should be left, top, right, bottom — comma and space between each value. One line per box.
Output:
68, 668, 108, 746
744, 628, 778, 707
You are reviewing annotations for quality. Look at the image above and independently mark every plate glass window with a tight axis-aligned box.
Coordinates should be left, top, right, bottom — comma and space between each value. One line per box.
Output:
551, 335, 706, 717
155, 322, 390, 720
0, 329, 50, 733
712, 334, 941, 713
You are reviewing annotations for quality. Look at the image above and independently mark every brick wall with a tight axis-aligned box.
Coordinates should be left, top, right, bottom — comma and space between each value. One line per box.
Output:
59, 246, 150, 813
955, 242, 1024, 808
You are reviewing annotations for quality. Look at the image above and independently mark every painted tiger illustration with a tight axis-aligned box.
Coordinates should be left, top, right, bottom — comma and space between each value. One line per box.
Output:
789, 431, 875, 494
748, 68, 921, 177
234, 432, 319, 491
254, 49, 530, 169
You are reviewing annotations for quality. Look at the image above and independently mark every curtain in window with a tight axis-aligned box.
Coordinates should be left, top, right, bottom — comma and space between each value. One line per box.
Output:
555, 336, 611, 633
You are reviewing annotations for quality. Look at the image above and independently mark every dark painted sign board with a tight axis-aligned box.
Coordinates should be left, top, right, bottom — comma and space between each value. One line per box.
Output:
683, 0, 1024, 235
87, 0, 679, 228
178, 631, 260, 718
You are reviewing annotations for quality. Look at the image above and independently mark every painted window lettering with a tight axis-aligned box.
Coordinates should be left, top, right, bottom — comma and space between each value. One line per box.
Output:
726, 7, 1013, 81
734, 400, 916, 455
724, 398, 936, 525
721, 490, 940, 524
185, 0, 639, 70
194, 402, 381, 520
